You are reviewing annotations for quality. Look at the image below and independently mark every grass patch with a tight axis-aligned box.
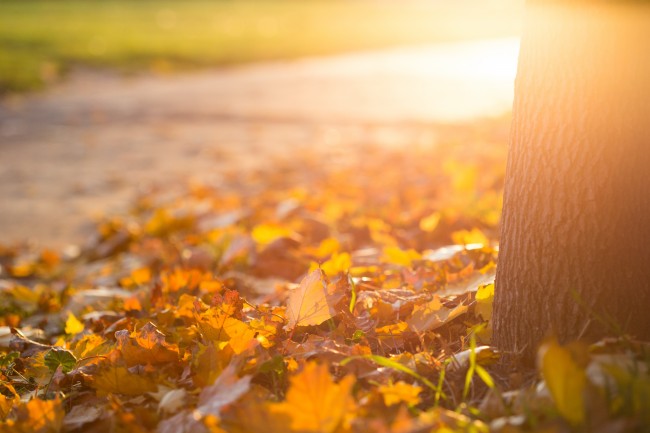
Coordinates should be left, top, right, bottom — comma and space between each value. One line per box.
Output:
0, 0, 522, 93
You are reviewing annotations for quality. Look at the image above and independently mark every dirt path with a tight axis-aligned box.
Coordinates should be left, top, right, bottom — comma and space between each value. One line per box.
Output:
0, 38, 518, 248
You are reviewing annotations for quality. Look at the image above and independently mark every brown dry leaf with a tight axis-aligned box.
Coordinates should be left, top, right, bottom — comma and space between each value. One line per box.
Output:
192, 342, 233, 388
63, 404, 102, 430
92, 365, 157, 396
406, 296, 468, 332
274, 362, 355, 433
286, 270, 343, 328
196, 365, 252, 417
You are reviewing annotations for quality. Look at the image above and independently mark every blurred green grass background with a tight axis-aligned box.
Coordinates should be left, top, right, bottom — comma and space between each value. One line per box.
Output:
0, 0, 521, 94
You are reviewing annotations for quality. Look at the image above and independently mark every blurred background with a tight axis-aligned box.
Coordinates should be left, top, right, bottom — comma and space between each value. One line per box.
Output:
0, 0, 523, 93
0, 0, 523, 248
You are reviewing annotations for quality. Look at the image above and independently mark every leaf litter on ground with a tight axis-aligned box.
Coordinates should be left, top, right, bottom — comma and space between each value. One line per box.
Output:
1, 118, 649, 432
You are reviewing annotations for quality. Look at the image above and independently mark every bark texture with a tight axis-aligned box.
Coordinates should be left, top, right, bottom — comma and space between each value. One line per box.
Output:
493, 3, 650, 361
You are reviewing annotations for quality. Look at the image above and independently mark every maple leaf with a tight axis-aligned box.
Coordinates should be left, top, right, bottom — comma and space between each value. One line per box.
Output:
286, 270, 343, 328
274, 362, 355, 433
115, 322, 179, 367
222, 318, 257, 354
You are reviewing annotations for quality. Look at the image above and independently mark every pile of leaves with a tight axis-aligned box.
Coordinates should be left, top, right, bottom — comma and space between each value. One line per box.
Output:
1, 121, 649, 432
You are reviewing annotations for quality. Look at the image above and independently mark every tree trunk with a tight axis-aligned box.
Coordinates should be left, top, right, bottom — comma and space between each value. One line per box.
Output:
493, 2, 650, 361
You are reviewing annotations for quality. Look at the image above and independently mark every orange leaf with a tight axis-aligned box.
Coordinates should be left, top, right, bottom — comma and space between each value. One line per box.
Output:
116, 322, 179, 367
2, 398, 64, 433
274, 362, 355, 433
286, 270, 343, 328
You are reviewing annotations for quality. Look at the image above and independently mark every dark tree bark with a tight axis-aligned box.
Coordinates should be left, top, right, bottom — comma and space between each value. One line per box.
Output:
493, 2, 650, 361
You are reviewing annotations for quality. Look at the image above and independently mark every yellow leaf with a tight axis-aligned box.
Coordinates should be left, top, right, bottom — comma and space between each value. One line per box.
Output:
381, 246, 421, 268
64, 312, 85, 335
419, 211, 441, 233
444, 160, 477, 193
378, 381, 422, 407
475, 283, 494, 321
251, 223, 295, 246
286, 270, 342, 328
313, 252, 352, 277
539, 338, 586, 425
71, 334, 109, 360
0, 383, 19, 421
223, 318, 257, 354
307, 237, 341, 259
276, 362, 355, 433
451, 228, 488, 246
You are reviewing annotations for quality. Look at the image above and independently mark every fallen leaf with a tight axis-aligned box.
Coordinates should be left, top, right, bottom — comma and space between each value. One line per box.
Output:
63, 404, 102, 430
196, 365, 252, 417
44, 347, 77, 374
407, 296, 468, 332
378, 381, 422, 407
275, 362, 355, 433
156, 388, 188, 415
116, 322, 179, 366
451, 228, 488, 246
381, 246, 421, 268
64, 312, 85, 335
419, 212, 441, 233
315, 252, 352, 277
3, 398, 64, 433
538, 338, 586, 425
251, 223, 297, 246
475, 283, 494, 321
92, 365, 157, 396
286, 270, 342, 328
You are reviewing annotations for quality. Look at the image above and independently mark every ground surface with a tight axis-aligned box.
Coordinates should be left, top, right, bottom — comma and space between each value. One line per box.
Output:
0, 38, 518, 249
